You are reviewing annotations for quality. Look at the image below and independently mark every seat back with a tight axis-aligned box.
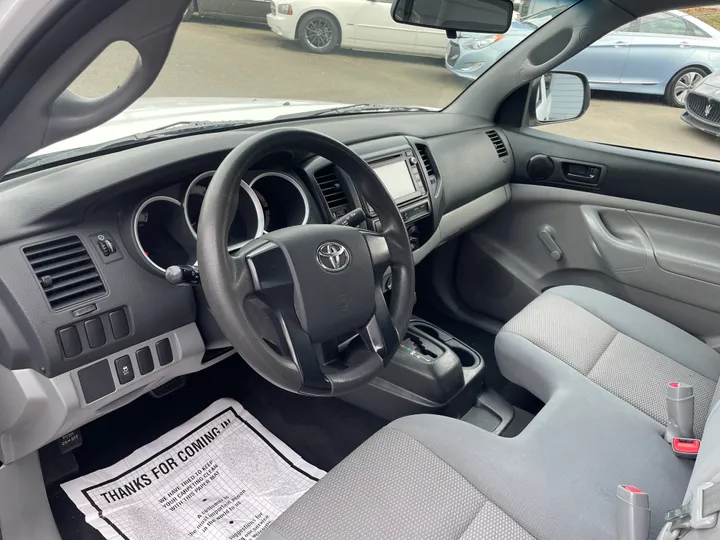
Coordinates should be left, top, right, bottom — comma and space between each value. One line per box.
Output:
682, 391, 720, 539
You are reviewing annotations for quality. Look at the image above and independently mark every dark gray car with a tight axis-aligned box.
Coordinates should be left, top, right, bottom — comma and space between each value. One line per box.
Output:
184, 0, 271, 25
682, 71, 720, 136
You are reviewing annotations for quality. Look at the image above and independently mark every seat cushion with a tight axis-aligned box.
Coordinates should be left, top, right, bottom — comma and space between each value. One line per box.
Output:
263, 403, 692, 540
263, 425, 535, 540
498, 286, 720, 437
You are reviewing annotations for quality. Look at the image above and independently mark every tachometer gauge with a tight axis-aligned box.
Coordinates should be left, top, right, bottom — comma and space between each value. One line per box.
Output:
255, 190, 271, 232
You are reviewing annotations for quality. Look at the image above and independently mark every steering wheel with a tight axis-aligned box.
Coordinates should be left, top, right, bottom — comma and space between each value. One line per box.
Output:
197, 128, 415, 396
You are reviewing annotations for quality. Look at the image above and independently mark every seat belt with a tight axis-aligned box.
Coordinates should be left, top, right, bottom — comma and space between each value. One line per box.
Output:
658, 482, 720, 540
666, 382, 694, 442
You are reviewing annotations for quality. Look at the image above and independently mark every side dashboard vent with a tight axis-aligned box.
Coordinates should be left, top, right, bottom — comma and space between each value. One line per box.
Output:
486, 130, 509, 158
23, 235, 106, 310
416, 144, 437, 181
315, 165, 351, 219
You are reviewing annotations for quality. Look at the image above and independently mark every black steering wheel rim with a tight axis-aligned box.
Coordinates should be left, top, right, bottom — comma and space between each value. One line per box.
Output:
197, 128, 415, 396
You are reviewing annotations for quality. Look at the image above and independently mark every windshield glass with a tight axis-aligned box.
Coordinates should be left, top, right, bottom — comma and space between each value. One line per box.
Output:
11, 0, 577, 172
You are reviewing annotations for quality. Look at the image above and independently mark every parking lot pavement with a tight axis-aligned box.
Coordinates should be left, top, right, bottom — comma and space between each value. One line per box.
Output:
72, 21, 718, 161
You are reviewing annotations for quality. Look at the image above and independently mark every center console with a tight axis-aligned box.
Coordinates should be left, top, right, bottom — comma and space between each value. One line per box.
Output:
342, 318, 485, 420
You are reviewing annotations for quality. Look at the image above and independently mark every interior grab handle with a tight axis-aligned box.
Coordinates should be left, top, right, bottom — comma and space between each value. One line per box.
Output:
581, 207, 647, 272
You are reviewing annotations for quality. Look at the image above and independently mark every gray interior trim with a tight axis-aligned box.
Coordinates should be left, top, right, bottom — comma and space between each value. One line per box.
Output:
0, 451, 62, 540
0, 322, 208, 463
510, 184, 720, 227
413, 185, 510, 265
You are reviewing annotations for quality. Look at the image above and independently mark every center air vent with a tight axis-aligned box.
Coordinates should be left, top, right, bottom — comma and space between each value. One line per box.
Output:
315, 165, 351, 219
416, 144, 437, 181
486, 130, 509, 158
23, 235, 106, 310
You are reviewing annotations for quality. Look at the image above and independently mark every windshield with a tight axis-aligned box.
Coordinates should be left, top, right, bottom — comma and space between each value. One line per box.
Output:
10, 0, 576, 172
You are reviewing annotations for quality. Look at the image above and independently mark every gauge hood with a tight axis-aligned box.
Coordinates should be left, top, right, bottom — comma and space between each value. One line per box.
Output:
29, 97, 347, 157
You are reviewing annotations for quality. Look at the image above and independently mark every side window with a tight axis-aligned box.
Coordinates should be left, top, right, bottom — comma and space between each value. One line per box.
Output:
686, 21, 711, 37
636, 13, 691, 35
533, 6, 719, 162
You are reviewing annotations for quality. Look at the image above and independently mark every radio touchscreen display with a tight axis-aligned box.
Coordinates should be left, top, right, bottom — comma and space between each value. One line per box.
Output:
372, 160, 416, 200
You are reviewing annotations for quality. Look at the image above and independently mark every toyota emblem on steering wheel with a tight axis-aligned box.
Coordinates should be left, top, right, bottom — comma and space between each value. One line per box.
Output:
317, 241, 351, 272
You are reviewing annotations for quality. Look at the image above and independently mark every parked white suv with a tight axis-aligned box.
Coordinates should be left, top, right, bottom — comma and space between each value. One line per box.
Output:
267, 0, 448, 56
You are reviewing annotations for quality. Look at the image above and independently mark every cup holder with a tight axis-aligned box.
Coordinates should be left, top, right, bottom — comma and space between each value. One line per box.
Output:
411, 322, 441, 341
451, 346, 480, 369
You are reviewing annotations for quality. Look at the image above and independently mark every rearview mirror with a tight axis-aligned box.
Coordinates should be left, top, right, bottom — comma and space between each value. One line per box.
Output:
391, 0, 514, 34
529, 71, 590, 125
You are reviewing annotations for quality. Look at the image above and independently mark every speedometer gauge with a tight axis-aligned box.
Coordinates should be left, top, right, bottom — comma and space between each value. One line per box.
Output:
248, 172, 309, 232
183, 171, 264, 249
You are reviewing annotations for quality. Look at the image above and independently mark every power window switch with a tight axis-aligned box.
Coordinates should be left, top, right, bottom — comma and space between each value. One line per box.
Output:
114, 355, 134, 385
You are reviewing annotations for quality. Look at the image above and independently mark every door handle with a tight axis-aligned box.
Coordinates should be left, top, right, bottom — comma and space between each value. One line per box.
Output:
679, 41, 691, 48
613, 40, 629, 47
562, 162, 602, 185
581, 207, 647, 272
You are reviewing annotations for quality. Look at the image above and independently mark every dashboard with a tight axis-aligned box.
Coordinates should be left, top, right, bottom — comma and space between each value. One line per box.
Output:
0, 112, 513, 464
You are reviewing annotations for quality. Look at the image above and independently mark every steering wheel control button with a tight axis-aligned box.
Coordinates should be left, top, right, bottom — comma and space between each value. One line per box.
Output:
136, 347, 154, 375
156, 338, 174, 366
89, 232, 122, 263
58, 326, 82, 358
77, 360, 115, 404
316, 241, 351, 272
83, 318, 106, 349
109, 309, 130, 339
114, 355, 135, 385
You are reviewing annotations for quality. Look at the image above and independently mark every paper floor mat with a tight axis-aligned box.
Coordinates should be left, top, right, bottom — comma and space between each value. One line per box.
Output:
62, 398, 325, 540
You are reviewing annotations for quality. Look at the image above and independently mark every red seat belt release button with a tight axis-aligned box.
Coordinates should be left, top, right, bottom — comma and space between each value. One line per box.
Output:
672, 437, 701, 459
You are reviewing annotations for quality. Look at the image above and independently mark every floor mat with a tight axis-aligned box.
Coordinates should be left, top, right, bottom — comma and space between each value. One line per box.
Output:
49, 358, 386, 540
61, 399, 324, 540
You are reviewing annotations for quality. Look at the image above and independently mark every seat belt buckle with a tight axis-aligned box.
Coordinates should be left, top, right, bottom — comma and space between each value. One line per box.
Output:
665, 382, 694, 442
616, 485, 650, 540
662, 482, 719, 538
672, 437, 700, 460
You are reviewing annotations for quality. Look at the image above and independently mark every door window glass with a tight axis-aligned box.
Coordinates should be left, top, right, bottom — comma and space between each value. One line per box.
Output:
533, 6, 720, 162
636, 13, 690, 35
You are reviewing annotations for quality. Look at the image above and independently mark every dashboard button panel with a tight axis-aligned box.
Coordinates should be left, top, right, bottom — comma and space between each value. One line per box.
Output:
58, 326, 82, 358
84, 317, 106, 348
156, 338, 173, 366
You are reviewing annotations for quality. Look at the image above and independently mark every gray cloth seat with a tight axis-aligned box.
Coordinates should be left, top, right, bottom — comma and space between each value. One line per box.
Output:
496, 285, 720, 437
261, 392, 695, 540
261, 285, 720, 540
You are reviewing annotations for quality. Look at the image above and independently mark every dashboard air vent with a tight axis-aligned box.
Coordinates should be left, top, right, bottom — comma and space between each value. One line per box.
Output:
416, 144, 437, 181
315, 165, 351, 219
486, 130, 509, 158
23, 235, 106, 310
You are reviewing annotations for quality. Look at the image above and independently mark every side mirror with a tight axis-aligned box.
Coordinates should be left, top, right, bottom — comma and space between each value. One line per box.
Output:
528, 71, 590, 126
391, 0, 513, 34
